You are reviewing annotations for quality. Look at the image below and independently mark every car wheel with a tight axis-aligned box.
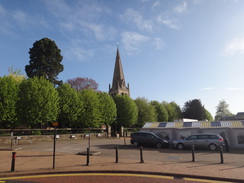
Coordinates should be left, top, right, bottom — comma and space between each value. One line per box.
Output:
156, 143, 162, 148
209, 143, 217, 151
177, 143, 184, 150
133, 141, 139, 147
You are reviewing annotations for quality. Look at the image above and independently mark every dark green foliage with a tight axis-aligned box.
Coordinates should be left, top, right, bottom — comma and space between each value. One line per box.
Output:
17, 77, 59, 128
0, 76, 19, 128
57, 84, 83, 128
150, 101, 168, 122
113, 95, 138, 127
182, 99, 206, 121
134, 97, 156, 126
97, 92, 117, 126
25, 38, 64, 86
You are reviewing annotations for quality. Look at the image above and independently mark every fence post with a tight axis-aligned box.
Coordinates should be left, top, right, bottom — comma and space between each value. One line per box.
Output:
220, 146, 224, 164
11, 152, 16, 172
86, 148, 90, 166
191, 145, 196, 162
115, 146, 118, 163
140, 146, 144, 163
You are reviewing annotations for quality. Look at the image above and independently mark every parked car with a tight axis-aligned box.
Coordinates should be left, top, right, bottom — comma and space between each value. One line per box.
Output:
173, 133, 224, 151
130, 131, 169, 148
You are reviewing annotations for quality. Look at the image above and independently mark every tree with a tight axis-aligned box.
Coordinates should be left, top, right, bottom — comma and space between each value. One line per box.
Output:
150, 101, 168, 122
25, 38, 64, 86
205, 109, 213, 121
67, 77, 99, 91
97, 92, 117, 127
215, 100, 233, 121
79, 89, 101, 128
113, 95, 138, 127
134, 97, 156, 126
8, 66, 26, 82
182, 99, 206, 121
162, 101, 182, 121
57, 84, 83, 128
0, 76, 20, 128
17, 77, 59, 128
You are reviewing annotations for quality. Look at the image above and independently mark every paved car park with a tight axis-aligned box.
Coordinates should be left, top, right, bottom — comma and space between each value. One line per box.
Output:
1, 137, 244, 182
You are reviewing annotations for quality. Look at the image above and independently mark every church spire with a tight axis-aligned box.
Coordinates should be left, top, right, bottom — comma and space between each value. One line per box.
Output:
109, 48, 130, 97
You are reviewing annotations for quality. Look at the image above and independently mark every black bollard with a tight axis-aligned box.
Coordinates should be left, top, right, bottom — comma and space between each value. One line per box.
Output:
86, 148, 90, 166
115, 146, 118, 163
11, 152, 16, 172
220, 146, 224, 164
140, 146, 144, 163
191, 145, 196, 162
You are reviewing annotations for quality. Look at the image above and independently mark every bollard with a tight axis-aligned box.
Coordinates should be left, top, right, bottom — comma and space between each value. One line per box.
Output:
140, 146, 144, 163
191, 145, 196, 162
124, 133, 126, 146
220, 146, 224, 164
86, 148, 90, 166
115, 146, 118, 163
11, 152, 16, 172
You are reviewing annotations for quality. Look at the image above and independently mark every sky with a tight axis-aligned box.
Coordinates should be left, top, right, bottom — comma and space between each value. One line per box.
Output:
1, 0, 244, 118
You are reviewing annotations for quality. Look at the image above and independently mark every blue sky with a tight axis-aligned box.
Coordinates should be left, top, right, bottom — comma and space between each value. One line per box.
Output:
1, 0, 244, 117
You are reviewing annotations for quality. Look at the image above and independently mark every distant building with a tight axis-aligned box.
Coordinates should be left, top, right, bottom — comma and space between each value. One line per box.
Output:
220, 112, 244, 121
109, 48, 130, 97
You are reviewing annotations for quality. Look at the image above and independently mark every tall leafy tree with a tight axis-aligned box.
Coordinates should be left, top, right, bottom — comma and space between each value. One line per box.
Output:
25, 38, 64, 86
57, 84, 83, 128
162, 101, 182, 121
215, 100, 233, 121
17, 77, 59, 128
151, 101, 168, 122
67, 77, 99, 91
79, 89, 101, 128
0, 76, 20, 128
97, 92, 117, 127
134, 97, 156, 126
113, 95, 138, 127
182, 99, 206, 121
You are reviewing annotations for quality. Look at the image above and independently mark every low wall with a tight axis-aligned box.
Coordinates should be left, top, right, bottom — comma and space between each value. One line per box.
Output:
0, 133, 107, 145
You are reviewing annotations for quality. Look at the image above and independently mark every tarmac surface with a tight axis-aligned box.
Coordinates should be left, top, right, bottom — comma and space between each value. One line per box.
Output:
1, 137, 244, 183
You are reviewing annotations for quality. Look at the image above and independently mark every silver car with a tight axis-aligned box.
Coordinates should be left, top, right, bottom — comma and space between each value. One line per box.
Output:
173, 133, 224, 151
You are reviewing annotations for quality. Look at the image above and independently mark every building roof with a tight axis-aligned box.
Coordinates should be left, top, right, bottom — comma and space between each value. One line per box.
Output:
142, 121, 244, 129
109, 48, 130, 96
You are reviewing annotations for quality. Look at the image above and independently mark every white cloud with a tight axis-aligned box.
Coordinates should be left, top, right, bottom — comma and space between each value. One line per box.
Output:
122, 8, 153, 32
157, 15, 180, 30
152, 1, 160, 9
45, 0, 114, 41
201, 87, 214, 91
174, 2, 187, 13
223, 36, 244, 56
122, 32, 150, 53
65, 47, 94, 62
225, 87, 241, 91
152, 38, 165, 50
0, 4, 6, 16
12, 10, 29, 28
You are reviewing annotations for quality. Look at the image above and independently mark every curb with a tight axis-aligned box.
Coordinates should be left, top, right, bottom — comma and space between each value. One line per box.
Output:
0, 170, 242, 182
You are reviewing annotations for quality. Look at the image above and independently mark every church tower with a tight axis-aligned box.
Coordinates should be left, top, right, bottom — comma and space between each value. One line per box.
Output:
109, 48, 130, 97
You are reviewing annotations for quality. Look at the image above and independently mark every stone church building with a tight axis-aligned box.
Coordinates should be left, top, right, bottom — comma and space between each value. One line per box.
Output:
109, 48, 130, 97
